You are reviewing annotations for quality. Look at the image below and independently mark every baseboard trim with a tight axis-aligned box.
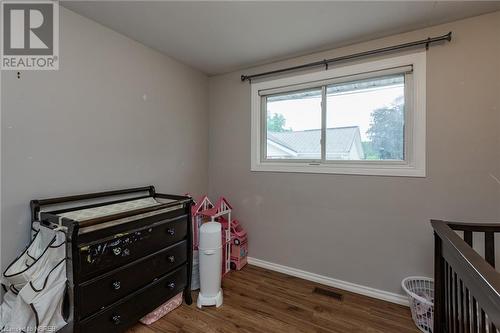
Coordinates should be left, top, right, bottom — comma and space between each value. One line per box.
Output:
247, 257, 409, 306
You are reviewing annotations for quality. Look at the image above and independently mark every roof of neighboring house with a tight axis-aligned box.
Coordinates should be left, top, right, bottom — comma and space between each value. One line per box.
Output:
267, 126, 361, 154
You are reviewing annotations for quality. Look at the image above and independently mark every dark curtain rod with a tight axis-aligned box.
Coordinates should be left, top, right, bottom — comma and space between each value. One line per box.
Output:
241, 31, 452, 82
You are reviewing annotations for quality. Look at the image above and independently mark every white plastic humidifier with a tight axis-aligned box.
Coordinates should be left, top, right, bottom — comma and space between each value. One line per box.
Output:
197, 222, 223, 308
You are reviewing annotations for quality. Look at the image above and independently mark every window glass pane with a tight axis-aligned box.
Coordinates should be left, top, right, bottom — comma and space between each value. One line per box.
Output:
266, 89, 322, 160
326, 74, 405, 161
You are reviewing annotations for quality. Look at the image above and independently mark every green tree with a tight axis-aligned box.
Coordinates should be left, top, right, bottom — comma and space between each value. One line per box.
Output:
366, 97, 404, 160
267, 113, 290, 132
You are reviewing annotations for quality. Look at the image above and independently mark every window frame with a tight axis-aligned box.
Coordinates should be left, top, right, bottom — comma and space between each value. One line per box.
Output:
250, 52, 426, 177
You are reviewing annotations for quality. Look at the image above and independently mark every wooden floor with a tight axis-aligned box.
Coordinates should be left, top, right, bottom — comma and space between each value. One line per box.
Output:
128, 265, 420, 333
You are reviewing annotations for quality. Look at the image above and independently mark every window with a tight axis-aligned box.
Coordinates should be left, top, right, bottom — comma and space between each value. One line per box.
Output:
266, 89, 322, 160
251, 52, 426, 176
325, 74, 405, 161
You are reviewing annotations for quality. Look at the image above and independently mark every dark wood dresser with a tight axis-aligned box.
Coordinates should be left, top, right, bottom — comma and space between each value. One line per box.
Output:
30, 186, 193, 333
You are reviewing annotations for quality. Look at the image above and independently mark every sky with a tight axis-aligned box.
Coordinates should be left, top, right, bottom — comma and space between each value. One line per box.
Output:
267, 84, 404, 141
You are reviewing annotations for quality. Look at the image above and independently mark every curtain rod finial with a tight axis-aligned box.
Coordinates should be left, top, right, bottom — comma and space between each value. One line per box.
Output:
241, 75, 247, 82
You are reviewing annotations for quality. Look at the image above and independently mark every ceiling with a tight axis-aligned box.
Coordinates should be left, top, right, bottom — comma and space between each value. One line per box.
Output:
62, 1, 500, 75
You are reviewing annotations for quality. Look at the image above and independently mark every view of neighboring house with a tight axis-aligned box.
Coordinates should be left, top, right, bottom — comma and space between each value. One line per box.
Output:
267, 126, 365, 160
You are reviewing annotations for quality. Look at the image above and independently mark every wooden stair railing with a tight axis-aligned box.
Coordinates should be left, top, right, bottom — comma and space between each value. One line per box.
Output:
432, 220, 500, 333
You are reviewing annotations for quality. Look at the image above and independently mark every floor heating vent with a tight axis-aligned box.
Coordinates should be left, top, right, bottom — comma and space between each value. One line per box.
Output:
313, 287, 343, 301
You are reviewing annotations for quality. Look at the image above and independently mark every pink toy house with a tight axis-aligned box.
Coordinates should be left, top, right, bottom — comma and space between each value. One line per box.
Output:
191, 195, 214, 251
231, 242, 248, 271
222, 219, 248, 270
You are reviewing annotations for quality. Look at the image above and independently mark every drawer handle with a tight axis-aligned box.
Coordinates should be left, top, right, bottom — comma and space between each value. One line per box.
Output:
167, 228, 175, 236
111, 281, 121, 290
167, 255, 175, 263
112, 247, 122, 256
111, 314, 121, 325
167, 282, 175, 289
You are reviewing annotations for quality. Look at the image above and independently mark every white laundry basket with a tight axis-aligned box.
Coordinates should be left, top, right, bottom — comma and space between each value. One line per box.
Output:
402, 277, 434, 333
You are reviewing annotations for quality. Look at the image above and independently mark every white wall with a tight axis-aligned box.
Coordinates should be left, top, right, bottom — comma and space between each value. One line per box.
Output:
208, 12, 500, 296
0, 8, 209, 268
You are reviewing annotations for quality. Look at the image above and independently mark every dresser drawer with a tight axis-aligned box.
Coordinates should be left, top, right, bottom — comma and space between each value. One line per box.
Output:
79, 265, 187, 333
78, 215, 188, 280
78, 240, 187, 319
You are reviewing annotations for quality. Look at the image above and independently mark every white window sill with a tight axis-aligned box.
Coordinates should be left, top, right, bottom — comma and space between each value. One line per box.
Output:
251, 161, 426, 177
